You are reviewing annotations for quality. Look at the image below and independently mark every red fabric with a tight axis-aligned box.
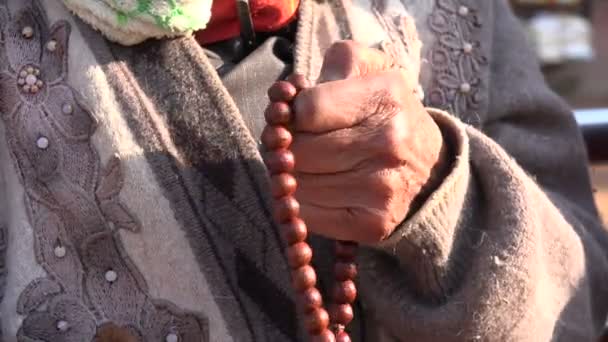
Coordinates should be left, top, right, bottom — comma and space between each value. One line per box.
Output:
195, 0, 300, 45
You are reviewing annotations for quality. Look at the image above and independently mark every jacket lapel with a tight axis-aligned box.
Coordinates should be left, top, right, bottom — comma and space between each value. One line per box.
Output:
74, 12, 303, 338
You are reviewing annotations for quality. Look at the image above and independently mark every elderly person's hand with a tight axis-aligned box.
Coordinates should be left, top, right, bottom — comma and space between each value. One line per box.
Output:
267, 41, 451, 244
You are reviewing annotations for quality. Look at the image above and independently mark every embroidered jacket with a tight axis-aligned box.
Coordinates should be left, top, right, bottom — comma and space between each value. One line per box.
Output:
0, 0, 606, 341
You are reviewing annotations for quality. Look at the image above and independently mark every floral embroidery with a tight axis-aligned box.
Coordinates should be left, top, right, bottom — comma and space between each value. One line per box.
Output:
0, 2, 207, 341
425, 0, 487, 117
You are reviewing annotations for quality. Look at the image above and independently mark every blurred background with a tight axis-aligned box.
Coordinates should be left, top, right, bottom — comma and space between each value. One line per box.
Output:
511, 0, 608, 223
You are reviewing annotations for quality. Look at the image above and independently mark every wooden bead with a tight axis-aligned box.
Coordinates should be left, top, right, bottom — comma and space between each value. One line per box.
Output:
265, 102, 292, 125
335, 331, 352, 342
262, 125, 293, 150
264, 75, 358, 338
287, 74, 310, 91
328, 304, 354, 326
334, 262, 358, 281
273, 196, 300, 223
297, 287, 323, 313
310, 329, 336, 342
280, 218, 308, 244
268, 81, 297, 102
305, 308, 330, 335
287, 242, 313, 269
270, 173, 297, 199
95, 323, 138, 342
335, 242, 358, 260
332, 280, 357, 304
292, 265, 317, 291
263, 149, 295, 174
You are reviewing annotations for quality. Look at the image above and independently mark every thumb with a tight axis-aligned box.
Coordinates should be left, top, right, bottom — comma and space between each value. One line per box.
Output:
317, 40, 394, 82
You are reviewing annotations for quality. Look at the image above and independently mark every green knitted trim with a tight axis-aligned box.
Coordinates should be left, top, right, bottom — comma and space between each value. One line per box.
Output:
113, 0, 206, 31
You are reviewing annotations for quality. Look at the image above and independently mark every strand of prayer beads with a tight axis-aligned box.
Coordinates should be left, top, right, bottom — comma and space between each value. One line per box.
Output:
262, 74, 359, 342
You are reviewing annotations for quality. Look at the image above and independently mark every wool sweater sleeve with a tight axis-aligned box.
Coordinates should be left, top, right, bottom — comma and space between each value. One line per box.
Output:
356, 1, 608, 340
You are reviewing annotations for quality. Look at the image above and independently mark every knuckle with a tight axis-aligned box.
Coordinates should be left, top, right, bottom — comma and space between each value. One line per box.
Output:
372, 174, 400, 212
363, 211, 394, 243
378, 121, 407, 164
370, 172, 396, 202
363, 172, 405, 243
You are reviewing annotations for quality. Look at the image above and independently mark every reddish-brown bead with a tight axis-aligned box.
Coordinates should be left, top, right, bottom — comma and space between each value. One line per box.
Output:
265, 102, 293, 125
268, 81, 298, 102
270, 173, 297, 199
292, 265, 317, 292
273, 196, 300, 223
334, 262, 358, 281
280, 218, 308, 244
335, 242, 358, 260
264, 150, 296, 175
264, 149, 295, 174
287, 242, 313, 269
305, 308, 330, 335
328, 304, 354, 326
287, 74, 310, 91
335, 331, 352, 342
262, 125, 293, 150
297, 287, 323, 313
310, 329, 336, 342
332, 280, 357, 304
264, 74, 358, 338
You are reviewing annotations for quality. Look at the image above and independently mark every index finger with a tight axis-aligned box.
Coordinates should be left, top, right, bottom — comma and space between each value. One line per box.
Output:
292, 69, 411, 133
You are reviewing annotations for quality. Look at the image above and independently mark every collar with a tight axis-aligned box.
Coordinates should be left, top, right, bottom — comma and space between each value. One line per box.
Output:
62, 0, 213, 45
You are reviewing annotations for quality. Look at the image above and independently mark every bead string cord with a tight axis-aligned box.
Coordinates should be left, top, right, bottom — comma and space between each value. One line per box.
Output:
263, 75, 359, 342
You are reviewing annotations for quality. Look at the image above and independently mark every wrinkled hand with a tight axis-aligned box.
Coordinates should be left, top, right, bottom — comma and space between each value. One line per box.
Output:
267, 41, 450, 244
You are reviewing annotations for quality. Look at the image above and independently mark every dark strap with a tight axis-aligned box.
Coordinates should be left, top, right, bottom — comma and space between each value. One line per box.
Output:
221, 37, 293, 142
236, 0, 256, 51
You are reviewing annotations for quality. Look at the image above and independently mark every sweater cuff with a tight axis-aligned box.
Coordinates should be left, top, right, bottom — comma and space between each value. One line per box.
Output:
373, 108, 471, 268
